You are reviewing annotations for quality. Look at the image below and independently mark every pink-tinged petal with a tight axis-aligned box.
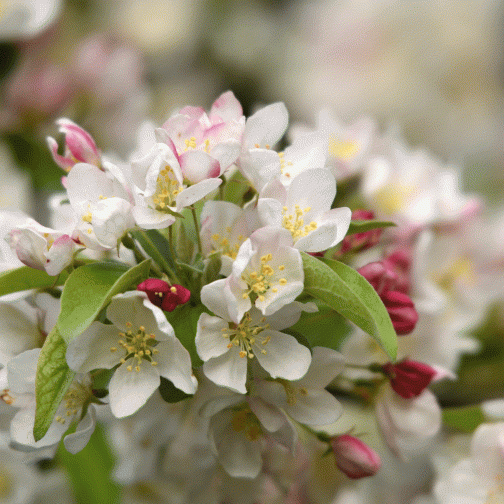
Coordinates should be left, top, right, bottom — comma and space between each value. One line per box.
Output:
175, 178, 222, 211
298, 347, 345, 389
63, 406, 96, 454
203, 349, 248, 394
244, 102, 288, 149
254, 330, 311, 381
195, 313, 231, 361
57, 118, 100, 166
259, 177, 287, 202
65, 322, 121, 373
330, 435, 381, 479
209, 411, 263, 478
154, 338, 197, 395
153, 129, 180, 162
210, 91, 243, 122
209, 139, 241, 174
9, 228, 47, 271
108, 360, 160, 418
200, 279, 233, 321
179, 150, 220, 183
44, 234, 75, 276
47, 136, 74, 171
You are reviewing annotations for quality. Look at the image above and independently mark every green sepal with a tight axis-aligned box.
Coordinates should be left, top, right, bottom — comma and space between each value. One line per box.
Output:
301, 253, 397, 360
57, 260, 151, 343
347, 219, 396, 235
33, 325, 75, 441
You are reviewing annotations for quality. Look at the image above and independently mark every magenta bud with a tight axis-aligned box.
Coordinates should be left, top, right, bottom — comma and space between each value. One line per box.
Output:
161, 284, 191, 312
380, 290, 418, 335
330, 434, 381, 479
47, 118, 100, 172
137, 279, 191, 311
340, 209, 382, 254
358, 261, 398, 295
382, 359, 437, 399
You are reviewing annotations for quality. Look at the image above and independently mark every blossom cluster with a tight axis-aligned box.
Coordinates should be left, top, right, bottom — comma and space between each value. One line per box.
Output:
0, 90, 503, 504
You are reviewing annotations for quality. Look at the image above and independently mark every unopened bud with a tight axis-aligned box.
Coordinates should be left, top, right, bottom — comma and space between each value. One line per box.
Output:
358, 261, 398, 295
330, 434, 381, 479
161, 284, 191, 312
340, 210, 382, 254
382, 359, 437, 399
47, 118, 100, 172
380, 290, 418, 335
137, 278, 191, 311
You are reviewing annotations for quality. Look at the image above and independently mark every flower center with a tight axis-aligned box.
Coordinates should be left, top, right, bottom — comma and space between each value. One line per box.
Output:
374, 184, 414, 215
221, 312, 270, 359
211, 228, 245, 260
241, 254, 287, 302
184, 136, 211, 153
282, 205, 318, 241
54, 379, 92, 425
434, 256, 476, 292
231, 407, 262, 441
276, 378, 308, 406
152, 165, 184, 211
111, 322, 159, 372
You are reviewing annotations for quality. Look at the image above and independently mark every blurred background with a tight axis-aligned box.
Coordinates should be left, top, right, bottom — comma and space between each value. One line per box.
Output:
1, 0, 504, 220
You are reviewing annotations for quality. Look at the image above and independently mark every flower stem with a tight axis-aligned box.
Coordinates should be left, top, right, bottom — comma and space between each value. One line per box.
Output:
191, 205, 203, 256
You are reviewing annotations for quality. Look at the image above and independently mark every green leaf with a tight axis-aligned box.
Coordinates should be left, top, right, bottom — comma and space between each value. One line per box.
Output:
131, 229, 176, 277
347, 219, 396, 235
0, 266, 68, 297
159, 376, 193, 403
57, 260, 151, 343
223, 169, 253, 205
301, 253, 397, 360
290, 300, 351, 350
57, 423, 121, 504
442, 405, 486, 433
33, 326, 75, 441
165, 303, 206, 367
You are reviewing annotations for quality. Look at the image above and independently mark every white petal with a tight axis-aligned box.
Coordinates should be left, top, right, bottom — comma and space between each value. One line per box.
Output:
285, 389, 343, 426
7, 348, 40, 393
195, 313, 231, 360
63, 406, 96, 454
66, 322, 120, 373
203, 350, 247, 394
155, 339, 197, 394
209, 140, 241, 173
254, 330, 311, 380
200, 279, 232, 320
244, 102, 288, 149
298, 346, 345, 389
108, 361, 160, 418
175, 178, 221, 211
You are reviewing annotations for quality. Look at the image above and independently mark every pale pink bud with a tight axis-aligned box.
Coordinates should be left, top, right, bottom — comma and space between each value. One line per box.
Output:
340, 210, 382, 254
330, 434, 381, 479
47, 118, 100, 172
137, 279, 191, 312
382, 359, 437, 399
380, 290, 418, 335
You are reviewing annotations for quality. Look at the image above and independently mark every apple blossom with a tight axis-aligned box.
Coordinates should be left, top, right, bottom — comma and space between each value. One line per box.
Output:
65, 291, 197, 418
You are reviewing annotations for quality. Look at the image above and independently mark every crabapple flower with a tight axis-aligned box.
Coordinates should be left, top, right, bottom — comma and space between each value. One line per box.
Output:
3, 349, 96, 454
65, 162, 134, 250
257, 168, 351, 252
200, 200, 260, 276
195, 302, 314, 393
155, 91, 244, 183
66, 291, 196, 418
47, 119, 101, 172
330, 434, 381, 479
382, 359, 437, 399
7, 219, 77, 276
137, 278, 190, 312
202, 226, 304, 324
130, 142, 221, 229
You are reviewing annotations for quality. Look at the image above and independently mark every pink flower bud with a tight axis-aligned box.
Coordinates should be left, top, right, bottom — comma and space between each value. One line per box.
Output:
358, 261, 398, 295
380, 290, 418, 335
137, 279, 191, 312
330, 434, 381, 479
382, 359, 437, 399
47, 118, 100, 172
382, 248, 412, 294
340, 210, 382, 254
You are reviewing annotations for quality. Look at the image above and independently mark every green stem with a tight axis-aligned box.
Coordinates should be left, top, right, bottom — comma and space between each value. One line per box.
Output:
191, 206, 203, 256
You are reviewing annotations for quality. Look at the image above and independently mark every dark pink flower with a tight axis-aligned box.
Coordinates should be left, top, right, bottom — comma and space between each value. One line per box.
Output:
382, 359, 437, 399
330, 434, 381, 479
137, 279, 191, 312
